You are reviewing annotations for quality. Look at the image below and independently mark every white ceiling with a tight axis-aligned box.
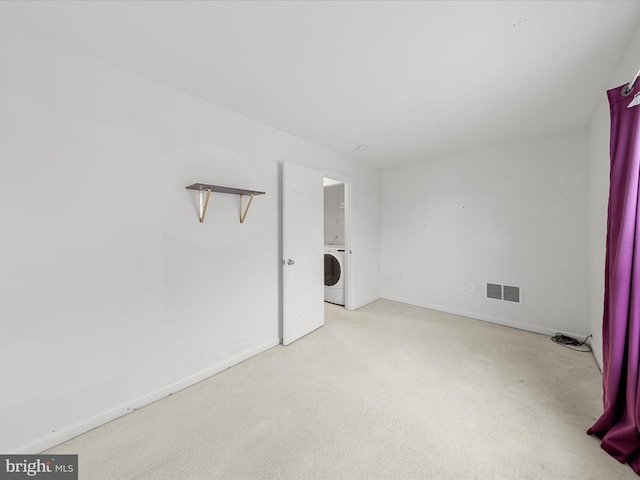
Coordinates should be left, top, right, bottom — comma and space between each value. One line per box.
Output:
3, 1, 640, 168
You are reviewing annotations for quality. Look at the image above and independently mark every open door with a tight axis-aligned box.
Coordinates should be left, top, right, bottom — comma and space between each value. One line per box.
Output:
282, 161, 324, 345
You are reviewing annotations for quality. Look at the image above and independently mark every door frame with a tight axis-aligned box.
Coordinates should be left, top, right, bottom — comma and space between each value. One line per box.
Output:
322, 170, 354, 311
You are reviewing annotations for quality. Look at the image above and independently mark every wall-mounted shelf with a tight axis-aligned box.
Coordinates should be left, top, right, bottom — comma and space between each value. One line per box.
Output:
186, 183, 265, 224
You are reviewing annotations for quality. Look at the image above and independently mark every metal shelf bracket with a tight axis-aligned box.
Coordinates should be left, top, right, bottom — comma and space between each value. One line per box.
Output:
199, 188, 212, 223
239, 194, 255, 224
186, 183, 265, 224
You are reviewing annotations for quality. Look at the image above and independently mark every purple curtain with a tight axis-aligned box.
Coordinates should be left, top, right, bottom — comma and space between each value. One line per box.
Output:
588, 84, 640, 473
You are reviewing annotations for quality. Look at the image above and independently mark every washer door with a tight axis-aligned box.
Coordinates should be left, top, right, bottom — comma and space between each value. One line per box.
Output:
324, 253, 341, 287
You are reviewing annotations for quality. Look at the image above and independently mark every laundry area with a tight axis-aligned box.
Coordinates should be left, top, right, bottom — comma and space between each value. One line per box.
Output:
324, 178, 346, 306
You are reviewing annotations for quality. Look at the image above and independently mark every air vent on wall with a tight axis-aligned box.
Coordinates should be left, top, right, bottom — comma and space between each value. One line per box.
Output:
486, 283, 522, 304
487, 283, 502, 300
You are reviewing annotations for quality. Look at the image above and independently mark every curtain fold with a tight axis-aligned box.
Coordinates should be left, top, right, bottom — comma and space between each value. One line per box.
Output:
588, 84, 640, 474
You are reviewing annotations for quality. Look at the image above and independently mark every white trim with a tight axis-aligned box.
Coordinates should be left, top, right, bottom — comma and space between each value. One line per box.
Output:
343, 181, 354, 311
11, 338, 280, 454
380, 295, 589, 341
351, 296, 381, 310
591, 342, 603, 371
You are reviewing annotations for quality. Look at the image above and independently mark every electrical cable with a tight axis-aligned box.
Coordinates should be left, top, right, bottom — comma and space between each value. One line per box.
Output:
551, 333, 593, 353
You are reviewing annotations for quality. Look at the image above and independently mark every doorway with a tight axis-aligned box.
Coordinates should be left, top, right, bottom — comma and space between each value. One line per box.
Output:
323, 176, 351, 310
281, 163, 354, 346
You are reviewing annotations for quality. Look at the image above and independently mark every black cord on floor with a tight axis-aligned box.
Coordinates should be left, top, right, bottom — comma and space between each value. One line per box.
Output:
551, 333, 593, 353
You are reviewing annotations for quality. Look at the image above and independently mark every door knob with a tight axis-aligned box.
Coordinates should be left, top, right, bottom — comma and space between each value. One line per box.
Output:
287, 259, 295, 265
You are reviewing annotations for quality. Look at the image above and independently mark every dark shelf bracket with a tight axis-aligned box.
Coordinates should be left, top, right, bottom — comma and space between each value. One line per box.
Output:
186, 183, 265, 224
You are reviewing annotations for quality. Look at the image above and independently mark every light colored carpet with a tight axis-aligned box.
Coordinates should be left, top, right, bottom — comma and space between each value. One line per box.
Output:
46, 299, 633, 479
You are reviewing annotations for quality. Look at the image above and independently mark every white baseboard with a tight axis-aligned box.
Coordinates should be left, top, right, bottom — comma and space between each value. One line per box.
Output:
591, 341, 603, 371
12, 337, 280, 455
350, 295, 381, 311
380, 295, 590, 341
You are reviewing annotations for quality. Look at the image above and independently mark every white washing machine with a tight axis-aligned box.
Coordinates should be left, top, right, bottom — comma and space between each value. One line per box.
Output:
324, 245, 345, 305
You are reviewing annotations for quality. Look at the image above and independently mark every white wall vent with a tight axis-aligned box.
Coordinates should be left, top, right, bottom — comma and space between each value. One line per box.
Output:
486, 283, 522, 304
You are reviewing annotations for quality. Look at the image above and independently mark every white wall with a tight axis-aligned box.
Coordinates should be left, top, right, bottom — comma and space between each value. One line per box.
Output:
324, 184, 345, 246
587, 26, 640, 370
380, 131, 590, 338
0, 24, 379, 453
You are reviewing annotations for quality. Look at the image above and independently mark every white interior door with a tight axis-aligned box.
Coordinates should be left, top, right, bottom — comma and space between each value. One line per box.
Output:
283, 161, 324, 345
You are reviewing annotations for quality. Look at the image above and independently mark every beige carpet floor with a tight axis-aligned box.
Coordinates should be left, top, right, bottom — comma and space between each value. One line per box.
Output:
46, 299, 633, 479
